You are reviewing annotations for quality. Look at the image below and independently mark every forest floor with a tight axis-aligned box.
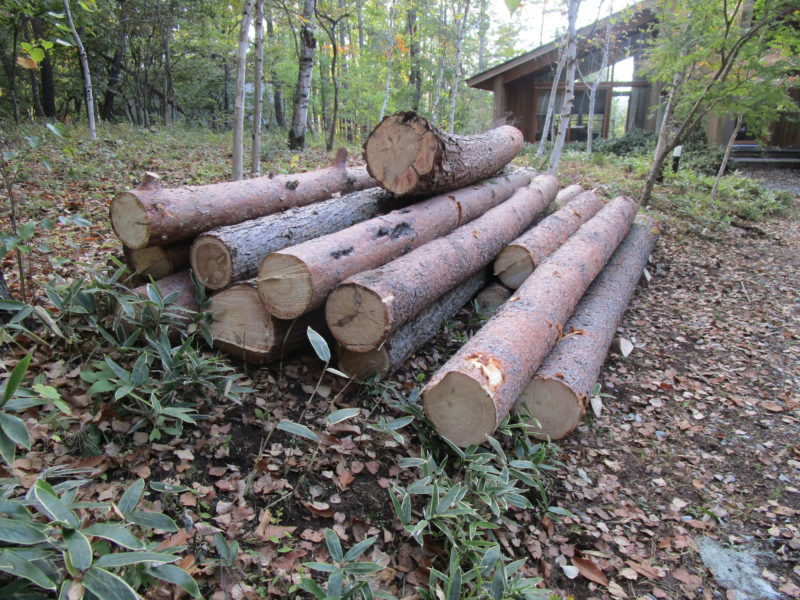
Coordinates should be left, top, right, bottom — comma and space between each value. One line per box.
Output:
1, 124, 798, 599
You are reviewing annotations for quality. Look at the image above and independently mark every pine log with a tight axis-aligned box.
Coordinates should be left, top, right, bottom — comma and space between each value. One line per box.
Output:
337, 271, 486, 379
111, 149, 375, 249
422, 196, 638, 447
494, 191, 604, 289
257, 170, 533, 320
326, 175, 558, 352
475, 282, 512, 315
124, 242, 191, 280
208, 280, 319, 365
191, 187, 394, 290
131, 270, 199, 313
364, 112, 523, 197
517, 217, 658, 439
554, 184, 584, 207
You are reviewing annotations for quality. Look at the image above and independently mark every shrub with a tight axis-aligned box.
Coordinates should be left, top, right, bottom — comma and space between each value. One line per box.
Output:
595, 129, 657, 156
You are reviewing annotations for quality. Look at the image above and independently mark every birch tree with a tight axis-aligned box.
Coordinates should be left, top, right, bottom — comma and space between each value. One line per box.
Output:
232, 0, 255, 181
535, 38, 566, 158
548, 0, 581, 175
379, 0, 396, 121
63, 0, 96, 139
288, 0, 317, 150
252, 0, 264, 175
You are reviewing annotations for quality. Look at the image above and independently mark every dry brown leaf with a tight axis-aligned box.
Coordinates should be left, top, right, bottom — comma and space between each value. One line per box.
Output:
572, 556, 609, 586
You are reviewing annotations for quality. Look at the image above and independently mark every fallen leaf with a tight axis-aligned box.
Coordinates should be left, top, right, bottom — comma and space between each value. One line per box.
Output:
561, 564, 579, 579
573, 556, 609, 586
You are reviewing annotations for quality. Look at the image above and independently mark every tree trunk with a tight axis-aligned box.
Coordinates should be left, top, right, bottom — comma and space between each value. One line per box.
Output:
554, 183, 584, 208
422, 196, 638, 447
161, 7, 174, 125
517, 216, 658, 439
327, 175, 558, 352
111, 151, 375, 249
208, 280, 321, 365
379, 1, 395, 122
406, 7, 421, 111
318, 13, 342, 152
252, 0, 265, 175
587, 17, 612, 155
63, 0, 96, 139
448, 0, 470, 134
3, 18, 20, 124
191, 187, 393, 290
98, 51, 185, 117
364, 112, 523, 197
337, 271, 486, 379
266, 8, 285, 129
494, 191, 603, 289
123, 241, 192, 280
0, 269, 10, 301
710, 115, 741, 202
535, 41, 567, 158
257, 169, 533, 319
288, 0, 317, 149
548, 0, 580, 175
100, 15, 127, 122
232, 0, 255, 181
640, 77, 678, 206
475, 281, 512, 315
32, 17, 56, 118
477, 0, 489, 72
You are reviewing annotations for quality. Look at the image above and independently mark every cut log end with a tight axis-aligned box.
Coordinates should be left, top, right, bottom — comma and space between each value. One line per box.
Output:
326, 283, 389, 352
111, 192, 151, 249
516, 377, 584, 440
365, 116, 438, 195
337, 346, 391, 379
423, 372, 497, 447
209, 284, 279, 365
191, 236, 234, 290
257, 253, 313, 319
494, 244, 535, 289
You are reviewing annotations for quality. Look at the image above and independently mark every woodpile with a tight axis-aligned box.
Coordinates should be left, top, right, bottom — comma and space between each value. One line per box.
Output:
110, 113, 658, 443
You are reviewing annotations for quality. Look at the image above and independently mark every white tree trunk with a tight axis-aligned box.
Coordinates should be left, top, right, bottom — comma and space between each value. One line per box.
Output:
252, 0, 264, 176
288, 0, 317, 149
379, 1, 395, 121
548, 0, 580, 175
535, 40, 566, 158
587, 18, 612, 155
63, 0, 96, 139
448, 0, 471, 134
710, 114, 742, 201
233, 0, 255, 181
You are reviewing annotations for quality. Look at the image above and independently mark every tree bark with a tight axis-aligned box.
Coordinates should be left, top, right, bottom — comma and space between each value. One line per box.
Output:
379, 1, 396, 122
327, 175, 558, 352
475, 281, 512, 315
123, 241, 192, 280
2, 18, 20, 124
252, 0, 265, 175
232, 0, 255, 181
535, 40, 567, 158
422, 196, 638, 447
63, 0, 96, 139
548, 0, 580, 174
494, 191, 603, 289
32, 17, 56, 118
100, 13, 127, 122
448, 0, 470, 134
517, 217, 658, 439
586, 17, 612, 155
406, 7, 421, 111
208, 280, 320, 365
257, 169, 533, 319
288, 0, 317, 149
266, 8, 285, 129
710, 115, 741, 202
337, 271, 487, 379
191, 187, 394, 290
111, 151, 375, 249
364, 112, 523, 197
640, 76, 678, 206
554, 183, 584, 208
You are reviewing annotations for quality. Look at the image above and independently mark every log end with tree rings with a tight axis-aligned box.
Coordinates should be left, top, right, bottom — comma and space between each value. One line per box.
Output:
423, 371, 498, 447
493, 244, 535, 290
111, 191, 151, 249
515, 377, 584, 440
191, 235, 234, 290
326, 283, 389, 352
208, 283, 278, 365
336, 346, 391, 380
257, 252, 313, 319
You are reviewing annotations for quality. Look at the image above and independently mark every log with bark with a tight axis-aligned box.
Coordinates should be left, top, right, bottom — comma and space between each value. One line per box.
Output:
493, 191, 604, 289
191, 187, 394, 290
475, 281, 512, 315
326, 175, 558, 352
124, 241, 191, 280
207, 280, 319, 365
554, 184, 583, 207
111, 149, 375, 249
337, 271, 486, 379
516, 217, 658, 439
364, 112, 523, 197
257, 170, 533, 320
422, 196, 638, 446
130, 270, 199, 313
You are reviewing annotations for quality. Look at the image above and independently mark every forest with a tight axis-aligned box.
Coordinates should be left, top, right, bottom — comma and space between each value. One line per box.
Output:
1, 0, 799, 599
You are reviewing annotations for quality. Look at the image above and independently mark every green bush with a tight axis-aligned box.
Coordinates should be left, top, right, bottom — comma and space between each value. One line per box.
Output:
595, 129, 657, 156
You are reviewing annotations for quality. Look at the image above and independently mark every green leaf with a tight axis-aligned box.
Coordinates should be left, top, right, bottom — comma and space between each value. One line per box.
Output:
343, 536, 375, 562
0, 549, 56, 590
324, 529, 343, 562
82, 567, 138, 600
325, 367, 350, 378
0, 414, 30, 449
306, 327, 330, 362
303, 561, 338, 572
2, 353, 31, 408
118, 478, 144, 517
504, 0, 521, 14
28, 47, 45, 64
94, 551, 179, 568
33, 384, 61, 402
146, 563, 201, 598
63, 528, 93, 571
446, 566, 462, 600
297, 576, 327, 599
126, 511, 178, 532
0, 429, 16, 464
326, 408, 360, 425
33, 480, 80, 527
342, 561, 385, 575
276, 421, 319, 442
547, 506, 577, 519
45, 122, 64, 138
82, 523, 144, 550
0, 517, 47, 544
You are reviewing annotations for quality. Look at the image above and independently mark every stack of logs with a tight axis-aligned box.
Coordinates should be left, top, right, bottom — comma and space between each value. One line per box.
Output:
110, 112, 657, 444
